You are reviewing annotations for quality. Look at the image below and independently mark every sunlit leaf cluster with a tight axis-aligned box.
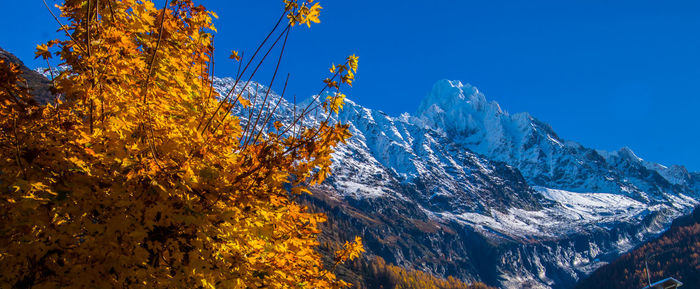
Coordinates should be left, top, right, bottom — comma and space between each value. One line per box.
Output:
284, 0, 322, 28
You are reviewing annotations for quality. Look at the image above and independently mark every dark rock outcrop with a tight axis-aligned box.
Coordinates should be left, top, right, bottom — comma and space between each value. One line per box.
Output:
0, 47, 54, 104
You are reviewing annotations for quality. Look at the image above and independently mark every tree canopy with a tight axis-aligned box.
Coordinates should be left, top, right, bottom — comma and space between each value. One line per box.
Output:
0, 0, 362, 288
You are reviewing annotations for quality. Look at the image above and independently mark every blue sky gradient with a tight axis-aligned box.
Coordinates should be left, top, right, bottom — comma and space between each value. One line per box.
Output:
2, 0, 699, 170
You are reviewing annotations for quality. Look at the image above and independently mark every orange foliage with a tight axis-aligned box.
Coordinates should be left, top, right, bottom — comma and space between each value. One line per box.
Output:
347, 256, 495, 289
0, 0, 362, 288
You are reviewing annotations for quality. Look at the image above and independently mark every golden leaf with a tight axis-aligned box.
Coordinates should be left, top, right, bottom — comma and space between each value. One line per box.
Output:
229, 50, 241, 61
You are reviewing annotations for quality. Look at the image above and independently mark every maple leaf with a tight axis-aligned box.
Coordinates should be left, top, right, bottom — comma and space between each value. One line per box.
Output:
229, 50, 241, 61
304, 3, 322, 27
34, 44, 52, 59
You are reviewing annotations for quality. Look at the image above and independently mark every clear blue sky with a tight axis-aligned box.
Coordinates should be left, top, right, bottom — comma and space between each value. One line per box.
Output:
2, 0, 699, 171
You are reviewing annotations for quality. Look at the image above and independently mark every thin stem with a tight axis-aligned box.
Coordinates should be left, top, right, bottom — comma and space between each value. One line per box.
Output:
234, 51, 245, 82
212, 24, 291, 136
240, 83, 261, 141
86, 0, 92, 57
140, 0, 170, 166
200, 9, 287, 134
277, 60, 347, 137
243, 26, 290, 148
12, 117, 27, 179
200, 40, 217, 130
106, 0, 116, 23
252, 73, 289, 145
42, 0, 88, 56
89, 99, 94, 133
43, 59, 59, 110
141, 0, 169, 103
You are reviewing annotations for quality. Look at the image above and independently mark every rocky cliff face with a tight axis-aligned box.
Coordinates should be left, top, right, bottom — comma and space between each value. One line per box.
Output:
0, 47, 54, 104
417, 80, 698, 202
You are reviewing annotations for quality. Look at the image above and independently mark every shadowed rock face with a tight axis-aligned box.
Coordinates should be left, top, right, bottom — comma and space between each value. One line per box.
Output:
0, 47, 54, 104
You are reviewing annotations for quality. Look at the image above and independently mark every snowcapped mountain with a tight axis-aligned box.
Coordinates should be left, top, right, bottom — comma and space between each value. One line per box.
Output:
210, 77, 699, 289
417, 80, 698, 202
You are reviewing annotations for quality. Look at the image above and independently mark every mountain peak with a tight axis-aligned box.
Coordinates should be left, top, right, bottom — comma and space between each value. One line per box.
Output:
417, 79, 501, 117
618, 146, 643, 163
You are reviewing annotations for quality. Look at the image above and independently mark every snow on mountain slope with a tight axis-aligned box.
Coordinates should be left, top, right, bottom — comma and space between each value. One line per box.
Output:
437, 186, 652, 241
331, 98, 543, 214
417, 80, 698, 203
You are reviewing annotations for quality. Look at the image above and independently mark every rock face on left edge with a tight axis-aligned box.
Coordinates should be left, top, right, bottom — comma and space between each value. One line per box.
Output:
0, 47, 54, 104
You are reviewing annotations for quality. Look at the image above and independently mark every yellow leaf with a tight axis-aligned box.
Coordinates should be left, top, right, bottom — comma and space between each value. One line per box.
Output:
229, 50, 241, 61
35, 44, 52, 60
347, 54, 359, 73
239, 97, 252, 108
305, 3, 322, 27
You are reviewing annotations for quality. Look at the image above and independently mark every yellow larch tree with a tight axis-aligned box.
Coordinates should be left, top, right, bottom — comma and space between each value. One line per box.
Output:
0, 0, 362, 288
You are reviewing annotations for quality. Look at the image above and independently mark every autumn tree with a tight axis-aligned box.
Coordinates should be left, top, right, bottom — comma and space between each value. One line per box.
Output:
344, 256, 495, 289
0, 0, 362, 288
